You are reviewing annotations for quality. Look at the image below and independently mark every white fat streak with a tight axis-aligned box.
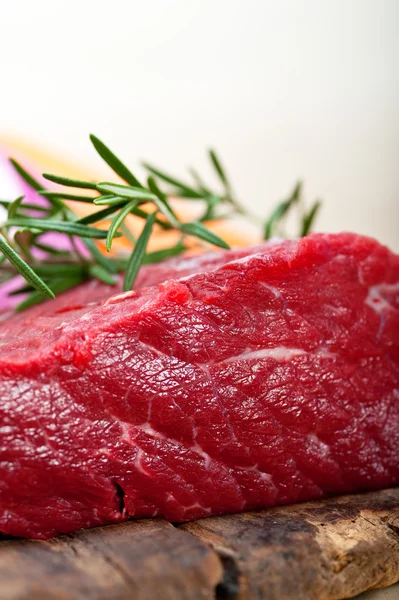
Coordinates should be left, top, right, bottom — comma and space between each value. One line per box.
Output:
365, 282, 399, 315
103, 290, 137, 306
134, 448, 148, 475
223, 346, 306, 363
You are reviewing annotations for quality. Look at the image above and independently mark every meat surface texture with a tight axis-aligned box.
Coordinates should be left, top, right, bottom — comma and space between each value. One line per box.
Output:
0, 233, 398, 540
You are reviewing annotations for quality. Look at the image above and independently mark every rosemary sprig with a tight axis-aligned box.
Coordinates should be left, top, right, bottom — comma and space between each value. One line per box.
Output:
0, 135, 321, 311
0, 136, 231, 308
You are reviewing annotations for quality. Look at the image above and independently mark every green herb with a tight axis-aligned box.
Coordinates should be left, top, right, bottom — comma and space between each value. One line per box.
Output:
43, 173, 98, 190
16, 275, 85, 311
82, 238, 117, 274
142, 242, 186, 264
180, 221, 230, 249
263, 181, 319, 240
0, 235, 54, 299
0, 200, 48, 213
90, 134, 144, 188
106, 200, 139, 252
77, 203, 125, 225
1, 134, 321, 310
7, 196, 25, 219
123, 212, 156, 291
38, 190, 97, 203
301, 200, 321, 237
142, 163, 203, 199
9, 158, 42, 191
95, 184, 157, 202
88, 264, 117, 285
7, 218, 114, 239
147, 176, 179, 226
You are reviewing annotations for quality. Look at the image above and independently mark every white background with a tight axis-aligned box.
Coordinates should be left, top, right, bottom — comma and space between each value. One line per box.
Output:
1, 0, 398, 248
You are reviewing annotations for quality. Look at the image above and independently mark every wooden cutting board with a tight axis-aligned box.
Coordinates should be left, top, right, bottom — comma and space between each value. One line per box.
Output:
0, 488, 398, 600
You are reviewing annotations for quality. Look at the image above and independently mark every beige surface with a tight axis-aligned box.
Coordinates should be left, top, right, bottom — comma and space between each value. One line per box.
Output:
356, 583, 399, 599
1, 1, 398, 251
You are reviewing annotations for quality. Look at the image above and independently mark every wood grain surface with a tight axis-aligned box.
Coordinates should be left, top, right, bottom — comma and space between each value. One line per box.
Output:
0, 488, 398, 600
0, 519, 222, 600
183, 488, 399, 600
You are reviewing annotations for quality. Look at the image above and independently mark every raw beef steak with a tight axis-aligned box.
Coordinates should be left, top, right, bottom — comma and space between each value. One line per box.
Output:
0, 232, 398, 539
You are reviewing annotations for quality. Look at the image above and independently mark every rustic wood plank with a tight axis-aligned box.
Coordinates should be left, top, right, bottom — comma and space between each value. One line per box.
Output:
181, 488, 399, 600
0, 519, 222, 600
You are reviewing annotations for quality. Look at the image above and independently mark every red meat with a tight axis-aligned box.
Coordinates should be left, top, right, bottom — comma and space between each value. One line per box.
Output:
0, 233, 398, 539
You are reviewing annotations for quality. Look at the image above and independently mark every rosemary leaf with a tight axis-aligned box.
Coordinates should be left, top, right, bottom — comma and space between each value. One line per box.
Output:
142, 163, 203, 199
9, 284, 35, 296
123, 212, 156, 291
32, 242, 70, 255
0, 200, 48, 213
7, 218, 117, 239
96, 183, 157, 202
189, 168, 212, 195
264, 201, 288, 240
209, 148, 229, 188
43, 173, 98, 190
121, 223, 136, 244
106, 200, 139, 252
98, 203, 171, 230
130, 206, 171, 230
9, 159, 42, 191
38, 190, 97, 203
0, 236, 54, 298
90, 134, 144, 188
78, 203, 126, 225
82, 238, 118, 274
147, 176, 179, 226
301, 200, 321, 237
94, 194, 114, 202
142, 243, 186, 264
107, 258, 129, 271
290, 181, 302, 203
31, 263, 86, 277
93, 195, 129, 206
88, 264, 118, 285
167, 188, 207, 199
263, 181, 302, 240
180, 221, 230, 249
16, 275, 85, 311
7, 196, 25, 219
200, 195, 222, 221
